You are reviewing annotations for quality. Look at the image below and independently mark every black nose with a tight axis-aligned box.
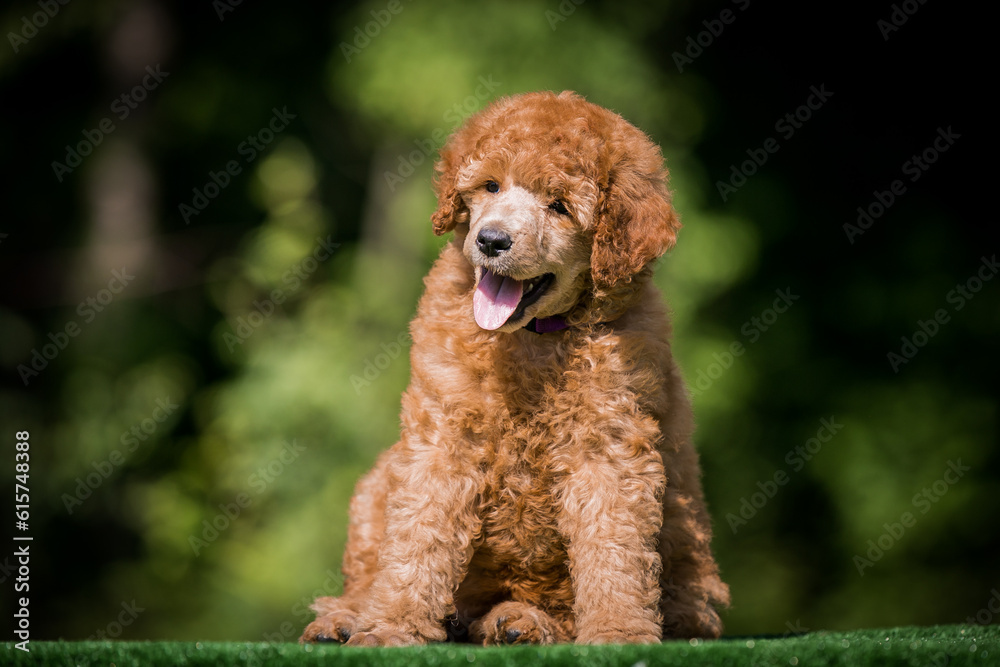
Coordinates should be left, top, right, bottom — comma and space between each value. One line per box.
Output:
476, 228, 512, 257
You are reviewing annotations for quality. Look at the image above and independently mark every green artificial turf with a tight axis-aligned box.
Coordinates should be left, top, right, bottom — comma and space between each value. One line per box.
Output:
4, 625, 996, 666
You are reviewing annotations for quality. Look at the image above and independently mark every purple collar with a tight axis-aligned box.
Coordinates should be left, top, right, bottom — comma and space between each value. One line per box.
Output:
523, 315, 568, 334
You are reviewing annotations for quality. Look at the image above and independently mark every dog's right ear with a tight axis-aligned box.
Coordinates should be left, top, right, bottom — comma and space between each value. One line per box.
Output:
431, 147, 469, 236
590, 129, 681, 288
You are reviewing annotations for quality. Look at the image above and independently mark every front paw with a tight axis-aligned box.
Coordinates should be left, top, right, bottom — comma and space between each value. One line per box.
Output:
471, 601, 566, 645
344, 628, 427, 647
576, 629, 661, 645
300, 611, 359, 644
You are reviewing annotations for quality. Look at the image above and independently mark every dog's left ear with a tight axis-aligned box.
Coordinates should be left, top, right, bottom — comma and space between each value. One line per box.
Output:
431, 184, 466, 236
431, 143, 470, 235
591, 154, 681, 288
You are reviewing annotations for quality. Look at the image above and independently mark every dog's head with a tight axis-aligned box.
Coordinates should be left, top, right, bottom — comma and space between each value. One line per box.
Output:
431, 91, 680, 333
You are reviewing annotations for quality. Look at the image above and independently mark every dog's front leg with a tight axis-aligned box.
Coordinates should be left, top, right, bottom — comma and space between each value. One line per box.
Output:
346, 443, 481, 647
557, 448, 665, 644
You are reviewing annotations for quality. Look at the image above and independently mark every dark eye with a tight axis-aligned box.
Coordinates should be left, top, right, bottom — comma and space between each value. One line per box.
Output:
485, 180, 499, 193
548, 200, 569, 215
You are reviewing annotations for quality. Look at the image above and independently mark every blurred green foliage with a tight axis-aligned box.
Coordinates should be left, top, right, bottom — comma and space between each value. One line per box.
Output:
0, 0, 992, 643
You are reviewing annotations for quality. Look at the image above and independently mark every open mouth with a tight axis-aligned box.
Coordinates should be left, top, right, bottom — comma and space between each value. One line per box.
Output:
473, 268, 555, 330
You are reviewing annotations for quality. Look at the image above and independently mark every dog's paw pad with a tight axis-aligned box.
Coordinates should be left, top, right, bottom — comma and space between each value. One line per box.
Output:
473, 602, 563, 645
503, 627, 523, 644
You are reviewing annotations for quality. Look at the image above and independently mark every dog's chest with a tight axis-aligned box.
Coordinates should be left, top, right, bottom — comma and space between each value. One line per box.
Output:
468, 343, 581, 561
474, 419, 569, 570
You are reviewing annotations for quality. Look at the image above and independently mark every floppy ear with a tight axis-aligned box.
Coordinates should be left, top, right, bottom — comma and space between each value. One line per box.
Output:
431, 184, 466, 236
430, 144, 469, 236
591, 160, 681, 287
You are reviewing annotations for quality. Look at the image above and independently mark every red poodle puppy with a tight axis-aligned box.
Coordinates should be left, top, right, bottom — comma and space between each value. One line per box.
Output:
301, 90, 729, 646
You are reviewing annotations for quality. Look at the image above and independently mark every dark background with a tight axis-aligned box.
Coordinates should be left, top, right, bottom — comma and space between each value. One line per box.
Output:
1, 0, 993, 641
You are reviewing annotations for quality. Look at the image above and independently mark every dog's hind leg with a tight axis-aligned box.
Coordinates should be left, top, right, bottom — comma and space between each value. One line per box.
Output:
657, 486, 730, 639
300, 449, 391, 643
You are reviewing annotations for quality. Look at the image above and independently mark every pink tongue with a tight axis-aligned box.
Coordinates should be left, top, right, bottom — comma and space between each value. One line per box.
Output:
473, 269, 523, 330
